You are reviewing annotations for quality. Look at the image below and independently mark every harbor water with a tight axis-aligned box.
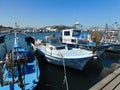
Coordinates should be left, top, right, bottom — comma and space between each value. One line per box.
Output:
0, 32, 120, 90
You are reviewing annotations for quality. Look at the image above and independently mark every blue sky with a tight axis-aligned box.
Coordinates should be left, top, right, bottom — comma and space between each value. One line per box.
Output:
0, 0, 120, 28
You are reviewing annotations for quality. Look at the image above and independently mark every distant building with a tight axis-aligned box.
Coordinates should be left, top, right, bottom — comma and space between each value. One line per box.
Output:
46, 27, 57, 31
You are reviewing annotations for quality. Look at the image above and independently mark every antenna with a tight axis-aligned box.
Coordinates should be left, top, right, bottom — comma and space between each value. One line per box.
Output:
105, 23, 108, 31
15, 22, 19, 32
74, 21, 80, 29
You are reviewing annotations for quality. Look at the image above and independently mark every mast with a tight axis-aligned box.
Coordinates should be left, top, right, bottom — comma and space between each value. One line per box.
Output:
105, 23, 108, 31
74, 21, 80, 29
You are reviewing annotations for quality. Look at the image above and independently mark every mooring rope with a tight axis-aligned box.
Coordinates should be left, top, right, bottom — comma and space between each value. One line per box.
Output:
59, 50, 69, 90
62, 56, 69, 90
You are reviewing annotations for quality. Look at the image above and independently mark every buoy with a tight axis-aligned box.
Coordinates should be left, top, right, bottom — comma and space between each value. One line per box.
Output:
93, 55, 98, 60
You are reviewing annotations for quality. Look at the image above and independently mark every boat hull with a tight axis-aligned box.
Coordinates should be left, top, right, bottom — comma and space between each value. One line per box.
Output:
36, 49, 92, 71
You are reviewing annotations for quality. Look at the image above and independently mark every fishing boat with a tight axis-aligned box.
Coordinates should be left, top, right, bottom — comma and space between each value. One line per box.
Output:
32, 34, 96, 71
61, 28, 114, 56
104, 44, 120, 54
0, 32, 40, 90
102, 29, 120, 52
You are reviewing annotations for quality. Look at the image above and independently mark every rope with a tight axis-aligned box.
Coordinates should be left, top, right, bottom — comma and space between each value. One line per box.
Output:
59, 50, 69, 90
62, 56, 69, 90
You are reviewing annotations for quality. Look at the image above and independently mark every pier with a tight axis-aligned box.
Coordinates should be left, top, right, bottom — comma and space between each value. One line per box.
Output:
89, 67, 120, 90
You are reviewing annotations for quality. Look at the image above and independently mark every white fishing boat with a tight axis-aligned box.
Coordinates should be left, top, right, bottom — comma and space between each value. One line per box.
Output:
32, 34, 96, 71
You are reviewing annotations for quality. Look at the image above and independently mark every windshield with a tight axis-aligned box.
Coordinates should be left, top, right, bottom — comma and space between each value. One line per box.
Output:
48, 37, 61, 46
72, 30, 81, 37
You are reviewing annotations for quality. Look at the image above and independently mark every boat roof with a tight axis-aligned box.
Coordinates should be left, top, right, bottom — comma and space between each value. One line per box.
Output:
62, 28, 81, 31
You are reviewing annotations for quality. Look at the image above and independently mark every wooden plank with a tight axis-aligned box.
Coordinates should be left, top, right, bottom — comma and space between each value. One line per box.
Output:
89, 74, 118, 90
113, 68, 120, 74
89, 68, 120, 90
102, 75, 120, 90
114, 83, 120, 90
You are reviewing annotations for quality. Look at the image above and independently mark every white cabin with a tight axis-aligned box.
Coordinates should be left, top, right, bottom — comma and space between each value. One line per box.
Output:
62, 29, 88, 45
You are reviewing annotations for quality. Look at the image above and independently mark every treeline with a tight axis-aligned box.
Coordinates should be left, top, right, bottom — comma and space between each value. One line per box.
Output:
51, 25, 72, 30
0, 25, 13, 32
43, 25, 72, 30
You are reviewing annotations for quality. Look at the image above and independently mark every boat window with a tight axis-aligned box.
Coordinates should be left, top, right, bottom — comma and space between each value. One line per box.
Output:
64, 31, 70, 36
72, 30, 81, 37
56, 46, 65, 50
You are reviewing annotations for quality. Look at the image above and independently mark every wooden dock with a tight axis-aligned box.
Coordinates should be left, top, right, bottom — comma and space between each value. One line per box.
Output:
89, 67, 120, 90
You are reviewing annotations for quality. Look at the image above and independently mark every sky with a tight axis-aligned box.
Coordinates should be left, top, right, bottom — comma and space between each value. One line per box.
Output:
0, 0, 120, 28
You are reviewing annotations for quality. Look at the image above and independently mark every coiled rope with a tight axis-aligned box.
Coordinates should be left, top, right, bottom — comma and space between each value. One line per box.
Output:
90, 31, 102, 43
